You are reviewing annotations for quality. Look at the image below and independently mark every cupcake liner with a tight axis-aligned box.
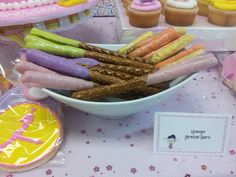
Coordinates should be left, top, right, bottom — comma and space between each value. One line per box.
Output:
165, 5, 199, 26
208, 4, 236, 27
128, 7, 161, 28
197, 0, 209, 16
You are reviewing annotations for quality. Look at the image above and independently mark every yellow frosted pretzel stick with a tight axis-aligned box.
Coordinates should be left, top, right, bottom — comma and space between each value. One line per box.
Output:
5, 33, 25, 47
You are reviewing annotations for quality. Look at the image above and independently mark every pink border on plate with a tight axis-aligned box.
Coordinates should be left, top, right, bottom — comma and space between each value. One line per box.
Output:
0, 0, 100, 27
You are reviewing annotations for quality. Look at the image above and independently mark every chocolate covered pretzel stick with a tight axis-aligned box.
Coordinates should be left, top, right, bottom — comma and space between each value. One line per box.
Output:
83, 51, 154, 70
90, 66, 135, 80
79, 43, 153, 64
90, 71, 123, 85
71, 76, 147, 100
29, 28, 152, 64
90, 67, 164, 96
99, 63, 152, 76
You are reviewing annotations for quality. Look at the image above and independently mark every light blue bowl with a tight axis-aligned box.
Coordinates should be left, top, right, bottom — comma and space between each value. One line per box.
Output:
43, 44, 195, 119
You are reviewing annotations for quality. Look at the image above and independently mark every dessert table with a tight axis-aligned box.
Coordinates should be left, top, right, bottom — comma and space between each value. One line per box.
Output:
0, 17, 236, 177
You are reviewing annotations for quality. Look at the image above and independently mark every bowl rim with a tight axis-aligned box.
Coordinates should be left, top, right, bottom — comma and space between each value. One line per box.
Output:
42, 73, 196, 106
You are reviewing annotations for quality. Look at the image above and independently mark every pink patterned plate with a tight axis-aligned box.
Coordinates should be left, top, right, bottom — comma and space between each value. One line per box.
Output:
0, 0, 100, 27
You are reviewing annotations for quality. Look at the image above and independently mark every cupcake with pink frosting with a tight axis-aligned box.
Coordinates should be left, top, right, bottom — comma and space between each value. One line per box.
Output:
165, 0, 199, 26
128, 0, 162, 28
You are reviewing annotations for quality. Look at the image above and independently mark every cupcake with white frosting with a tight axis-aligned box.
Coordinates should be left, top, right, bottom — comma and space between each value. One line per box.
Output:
165, 0, 199, 26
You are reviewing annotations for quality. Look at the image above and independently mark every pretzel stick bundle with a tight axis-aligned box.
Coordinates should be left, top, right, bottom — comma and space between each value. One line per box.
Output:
25, 35, 154, 70
29, 28, 151, 64
19, 27, 212, 101
72, 54, 218, 100
20, 49, 161, 98
21, 49, 152, 81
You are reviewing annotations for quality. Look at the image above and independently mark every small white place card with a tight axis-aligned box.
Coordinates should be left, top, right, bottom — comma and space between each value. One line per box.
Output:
153, 112, 232, 155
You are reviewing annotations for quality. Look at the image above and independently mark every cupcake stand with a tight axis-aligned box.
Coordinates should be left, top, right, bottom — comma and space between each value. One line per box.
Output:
1, 1, 236, 177
114, 0, 236, 52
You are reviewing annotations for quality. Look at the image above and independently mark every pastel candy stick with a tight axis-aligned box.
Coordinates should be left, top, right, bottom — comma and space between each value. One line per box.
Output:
15, 60, 57, 74
147, 53, 218, 85
21, 71, 94, 90
118, 31, 154, 54
21, 46, 100, 68
29, 28, 150, 64
72, 54, 218, 100
129, 27, 186, 57
155, 44, 205, 69
221, 52, 236, 91
20, 49, 159, 95
25, 36, 85, 58
22, 49, 93, 79
22, 49, 152, 85
150, 34, 195, 63
135, 27, 186, 49
25, 36, 154, 70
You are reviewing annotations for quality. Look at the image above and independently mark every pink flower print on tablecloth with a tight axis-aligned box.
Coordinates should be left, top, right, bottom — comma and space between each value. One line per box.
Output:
106, 165, 113, 171
97, 128, 103, 133
130, 168, 137, 174
6, 174, 13, 177
149, 165, 155, 171
184, 173, 191, 177
80, 129, 86, 134
46, 169, 53, 175
230, 149, 236, 155
201, 165, 207, 171
125, 134, 131, 139
93, 166, 100, 172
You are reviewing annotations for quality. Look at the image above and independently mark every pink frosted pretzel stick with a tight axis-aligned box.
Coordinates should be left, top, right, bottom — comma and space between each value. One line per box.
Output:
0, 108, 43, 153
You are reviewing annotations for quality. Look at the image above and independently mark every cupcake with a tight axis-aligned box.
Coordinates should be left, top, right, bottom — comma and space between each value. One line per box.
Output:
123, 0, 133, 15
208, 0, 236, 27
197, 0, 211, 16
165, 0, 199, 26
128, 0, 162, 28
123, 0, 133, 9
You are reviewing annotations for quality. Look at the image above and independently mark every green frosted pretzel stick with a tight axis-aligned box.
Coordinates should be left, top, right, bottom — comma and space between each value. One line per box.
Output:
30, 28, 81, 47
25, 35, 85, 57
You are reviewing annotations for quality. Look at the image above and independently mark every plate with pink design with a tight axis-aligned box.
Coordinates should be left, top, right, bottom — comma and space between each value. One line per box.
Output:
0, 0, 100, 27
